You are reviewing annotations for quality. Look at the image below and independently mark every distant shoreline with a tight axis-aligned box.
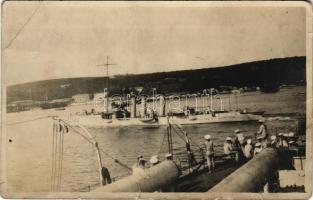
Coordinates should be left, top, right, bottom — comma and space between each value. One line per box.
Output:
6, 57, 305, 104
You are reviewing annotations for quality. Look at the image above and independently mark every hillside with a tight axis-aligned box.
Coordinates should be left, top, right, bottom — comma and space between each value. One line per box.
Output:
6, 57, 305, 103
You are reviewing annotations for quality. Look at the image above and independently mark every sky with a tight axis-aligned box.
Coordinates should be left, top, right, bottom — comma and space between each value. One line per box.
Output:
2, 1, 307, 86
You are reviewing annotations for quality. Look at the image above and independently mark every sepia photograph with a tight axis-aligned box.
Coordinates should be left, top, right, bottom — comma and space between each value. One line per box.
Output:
1, 1, 312, 199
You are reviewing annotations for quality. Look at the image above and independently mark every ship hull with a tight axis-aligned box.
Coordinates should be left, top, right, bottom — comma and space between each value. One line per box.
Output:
70, 111, 263, 128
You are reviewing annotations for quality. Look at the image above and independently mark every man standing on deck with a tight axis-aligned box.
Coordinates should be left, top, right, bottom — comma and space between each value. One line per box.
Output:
204, 134, 215, 173
223, 137, 233, 159
101, 166, 112, 185
150, 155, 160, 166
254, 142, 263, 155
256, 119, 268, 147
132, 155, 146, 174
244, 139, 253, 159
233, 129, 245, 163
270, 135, 278, 148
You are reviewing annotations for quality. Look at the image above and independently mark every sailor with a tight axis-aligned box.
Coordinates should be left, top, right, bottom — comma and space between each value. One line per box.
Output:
277, 133, 285, 148
288, 132, 296, 143
253, 142, 263, 156
288, 140, 297, 148
286, 132, 297, 148
270, 135, 278, 148
233, 129, 245, 163
101, 166, 112, 185
242, 108, 248, 114
165, 153, 173, 160
91, 108, 96, 115
135, 158, 147, 174
256, 134, 268, 148
150, 155, 160, 166
139, 157, 147, 168
244, 139, 253, 159
185, 135, 197, 166
223, 137, 233, 158
132, 155, 146, 174
136, 155, 143, 164
204, 134, 215, 173
238, 133, 245, 146
233, 129, 241, 147
282, 133, 290, 147
256, 119, 268, 143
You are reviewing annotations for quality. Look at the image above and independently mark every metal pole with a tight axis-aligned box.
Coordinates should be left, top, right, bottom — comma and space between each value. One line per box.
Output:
166, 117, 173, 155
202, 95, 205, 112
96, 56, 117, 113
220, 98, 222, 111
152, 88, 156, 111
195, 95, 198, 112
106, 56, 109, 113
229, 94, 231, 111
210, 89, 213, 111
235, 93, 238, 111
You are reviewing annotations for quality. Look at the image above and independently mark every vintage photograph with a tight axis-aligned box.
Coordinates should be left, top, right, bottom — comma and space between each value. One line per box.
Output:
1, 1, 312, 198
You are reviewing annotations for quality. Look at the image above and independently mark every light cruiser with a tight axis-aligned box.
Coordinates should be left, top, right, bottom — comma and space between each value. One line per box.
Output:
69, 110, 263, 128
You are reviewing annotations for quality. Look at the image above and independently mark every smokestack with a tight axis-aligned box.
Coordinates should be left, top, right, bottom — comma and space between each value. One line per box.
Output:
159, 95, 166, 117
131, 96, 136, 118
141, 96, 147, 117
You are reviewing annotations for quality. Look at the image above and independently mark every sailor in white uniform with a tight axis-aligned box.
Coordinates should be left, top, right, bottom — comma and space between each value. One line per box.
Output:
254, 142, 263, 155
244, 139, 253, 159
204, 134, 215, 173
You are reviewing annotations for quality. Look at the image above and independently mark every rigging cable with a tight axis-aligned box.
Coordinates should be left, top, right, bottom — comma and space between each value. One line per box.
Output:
170, 119, 203, 150
59, 119, 132, 172
157, 127, 168, 154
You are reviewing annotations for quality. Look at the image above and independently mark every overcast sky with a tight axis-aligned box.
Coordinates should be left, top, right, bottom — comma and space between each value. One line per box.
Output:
3, 2, 306, 86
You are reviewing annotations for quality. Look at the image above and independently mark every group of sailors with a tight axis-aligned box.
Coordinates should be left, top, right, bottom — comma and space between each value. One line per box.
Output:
132, 153, 173, 175
132, 119, 298, 176
204, 119, 298, 173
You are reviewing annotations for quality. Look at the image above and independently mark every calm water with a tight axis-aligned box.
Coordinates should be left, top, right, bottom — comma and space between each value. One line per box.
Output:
4, 86, 304, 193
61, 120, 297, 192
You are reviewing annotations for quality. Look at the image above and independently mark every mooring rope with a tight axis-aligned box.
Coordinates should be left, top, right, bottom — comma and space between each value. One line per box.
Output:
157, 129, 168, 154
75, 127, 132, 171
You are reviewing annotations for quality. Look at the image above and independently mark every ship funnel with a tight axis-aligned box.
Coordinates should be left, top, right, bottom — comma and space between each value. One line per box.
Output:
159, 95, 166, 117
130, 96, 136, 118
141, 96, 147, 117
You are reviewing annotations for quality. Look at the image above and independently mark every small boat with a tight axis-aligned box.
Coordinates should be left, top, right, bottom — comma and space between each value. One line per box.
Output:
138, 117, 157, 124
55, 107, 66, 111
241, 110, 266, 115
40, 98, 72, 109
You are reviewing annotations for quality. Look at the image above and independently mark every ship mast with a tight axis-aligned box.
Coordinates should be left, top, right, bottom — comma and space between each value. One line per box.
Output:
97, 56, 116, 113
